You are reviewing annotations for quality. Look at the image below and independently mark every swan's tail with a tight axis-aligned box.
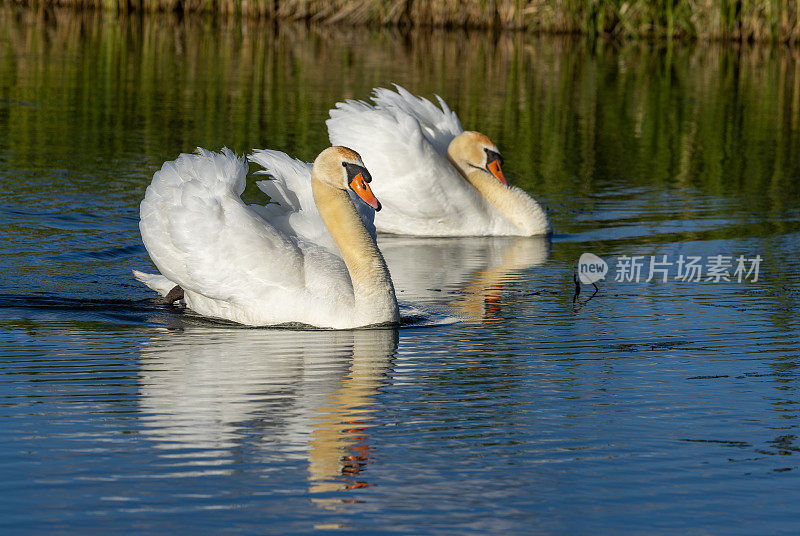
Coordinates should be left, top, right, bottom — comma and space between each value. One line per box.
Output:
132, 270, 177, 297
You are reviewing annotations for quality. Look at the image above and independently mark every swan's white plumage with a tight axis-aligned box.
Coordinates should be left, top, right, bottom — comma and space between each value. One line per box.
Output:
371, 85, 463, 155
136, 147, 394, 328
327, 86, 551, 237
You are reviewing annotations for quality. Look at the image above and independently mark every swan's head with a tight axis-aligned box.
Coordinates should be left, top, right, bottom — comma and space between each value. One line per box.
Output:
314, 146, 381, 211
447, 131, 507, 186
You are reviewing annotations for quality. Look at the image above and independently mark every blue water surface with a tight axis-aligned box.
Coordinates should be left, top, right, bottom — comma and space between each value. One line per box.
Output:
1, 6, 799, 535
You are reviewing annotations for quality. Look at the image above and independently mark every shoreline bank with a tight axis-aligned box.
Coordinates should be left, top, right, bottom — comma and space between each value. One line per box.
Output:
5, 0, 800, 44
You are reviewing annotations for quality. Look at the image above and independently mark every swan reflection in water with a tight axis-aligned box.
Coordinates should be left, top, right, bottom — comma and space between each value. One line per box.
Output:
136, 236, 547, 495
138, 327, 397, 494
379, 235, 550, 321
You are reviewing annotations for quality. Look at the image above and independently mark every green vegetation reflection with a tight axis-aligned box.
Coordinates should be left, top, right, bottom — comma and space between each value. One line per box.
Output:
1, 7, 798, 218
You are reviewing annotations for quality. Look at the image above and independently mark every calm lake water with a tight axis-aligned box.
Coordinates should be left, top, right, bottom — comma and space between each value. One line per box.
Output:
2, 6, 800, 534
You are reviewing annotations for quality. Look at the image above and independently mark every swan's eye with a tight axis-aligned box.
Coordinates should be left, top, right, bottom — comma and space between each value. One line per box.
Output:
343, 162, 372, 183
484, 148, 503, 168
483, 149, 508, 186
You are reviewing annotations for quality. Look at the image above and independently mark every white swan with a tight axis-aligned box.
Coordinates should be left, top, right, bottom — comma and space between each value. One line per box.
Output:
327, 85, 551, 237
133, 147, 399, 329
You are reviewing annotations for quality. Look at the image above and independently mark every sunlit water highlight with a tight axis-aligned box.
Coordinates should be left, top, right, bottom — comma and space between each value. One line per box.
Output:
1, 6, 799, 534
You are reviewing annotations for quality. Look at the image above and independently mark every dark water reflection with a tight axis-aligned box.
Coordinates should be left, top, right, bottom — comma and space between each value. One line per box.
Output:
1, 5, 800, 535
380, 236, 551, 320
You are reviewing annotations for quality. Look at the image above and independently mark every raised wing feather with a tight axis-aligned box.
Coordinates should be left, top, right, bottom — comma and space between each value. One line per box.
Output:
250, 149, 312, 215
248, 148, 376, 248
139, 148, 303, 304
371, 85, 463, 155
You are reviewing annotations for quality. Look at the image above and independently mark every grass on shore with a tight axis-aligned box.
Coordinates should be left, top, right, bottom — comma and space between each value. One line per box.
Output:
7, 0, 800, 43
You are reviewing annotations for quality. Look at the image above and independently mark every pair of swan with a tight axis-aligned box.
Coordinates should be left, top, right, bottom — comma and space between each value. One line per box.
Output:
135, 86, 551, 328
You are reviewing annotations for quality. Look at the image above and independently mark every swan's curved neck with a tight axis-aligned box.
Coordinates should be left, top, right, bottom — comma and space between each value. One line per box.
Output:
449, 158, 550, 236
312, 176, 398, 325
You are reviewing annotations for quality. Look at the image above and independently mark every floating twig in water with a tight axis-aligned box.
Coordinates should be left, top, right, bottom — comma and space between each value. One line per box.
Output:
572, 265, 598, 305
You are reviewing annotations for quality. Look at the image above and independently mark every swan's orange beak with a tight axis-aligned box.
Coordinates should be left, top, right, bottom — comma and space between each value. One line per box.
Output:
350, 173, 381, 211
486, 153, 508, 186
345, 163, 381, 211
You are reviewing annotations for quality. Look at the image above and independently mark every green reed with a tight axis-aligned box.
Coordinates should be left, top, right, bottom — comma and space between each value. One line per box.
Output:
6, 0, 800, 43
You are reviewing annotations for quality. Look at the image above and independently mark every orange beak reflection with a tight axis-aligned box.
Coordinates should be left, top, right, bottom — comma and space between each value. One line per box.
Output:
349, 173, 381, 211
487, 159, 508, 186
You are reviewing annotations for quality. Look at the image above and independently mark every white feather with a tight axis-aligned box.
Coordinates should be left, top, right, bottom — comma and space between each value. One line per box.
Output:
371, 84, 463, 155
